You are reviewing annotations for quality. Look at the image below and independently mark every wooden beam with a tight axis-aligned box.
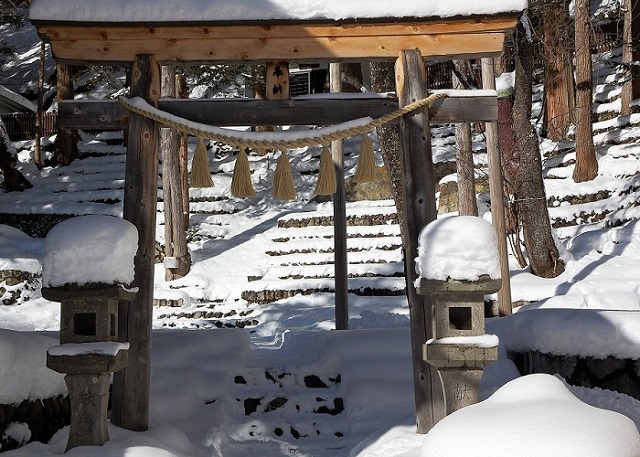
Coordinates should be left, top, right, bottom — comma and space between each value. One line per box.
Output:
41, 34, 509, 64
395, 49, 445, 433
57, 93, 498, 130
35, 17, 520, 40
35, 16, 519, 64
111, 53, 160, 432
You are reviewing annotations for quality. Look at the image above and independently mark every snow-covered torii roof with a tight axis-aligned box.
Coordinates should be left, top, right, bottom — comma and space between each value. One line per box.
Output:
30, 0, 526, 64
30, 0, 527, 23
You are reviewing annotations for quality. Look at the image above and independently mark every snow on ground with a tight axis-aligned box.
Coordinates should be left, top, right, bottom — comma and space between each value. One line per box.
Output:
2, 129, 640, 455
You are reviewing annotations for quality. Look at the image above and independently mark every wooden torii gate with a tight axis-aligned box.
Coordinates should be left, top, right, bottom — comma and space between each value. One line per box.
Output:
31, 3, 523, 434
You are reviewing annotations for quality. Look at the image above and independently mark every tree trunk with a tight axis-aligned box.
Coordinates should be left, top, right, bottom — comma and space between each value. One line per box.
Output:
55, 64, 78, 166
573, 0, 599, 182
453, 59, 478, 216
497, 92, 528, 268
369, 61, 406, 239
513, 19, 565, 278
339, 63, 363, 92
542, 0, 574, 140
621, 0, 640, 114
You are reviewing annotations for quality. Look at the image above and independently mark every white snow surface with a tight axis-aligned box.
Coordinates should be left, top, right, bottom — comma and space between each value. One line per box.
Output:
422, 374, 640, 457
42, 215, 137, 288
0, 330, 66, 405
29, 0, 528, 23
416, 215, 501, 281
47, 342, 130, 357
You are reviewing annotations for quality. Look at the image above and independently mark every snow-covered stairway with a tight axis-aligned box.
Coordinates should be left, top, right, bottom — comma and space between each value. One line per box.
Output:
241, 200, 407, 304
151, 328, 414, 457
223, 367, 348, 454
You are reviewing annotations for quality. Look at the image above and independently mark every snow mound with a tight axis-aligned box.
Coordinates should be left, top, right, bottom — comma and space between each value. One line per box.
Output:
42, 215, 137, 288
416, 216, 500, 281
422, 374, 640, 457
0, 329, 66, 404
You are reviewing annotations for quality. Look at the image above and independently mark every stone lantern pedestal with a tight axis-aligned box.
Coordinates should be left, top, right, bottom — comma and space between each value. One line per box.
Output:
43, 284, 135, 451
417, 277, 500, 415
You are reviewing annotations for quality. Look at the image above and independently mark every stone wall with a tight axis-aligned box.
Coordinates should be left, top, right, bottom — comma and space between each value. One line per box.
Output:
0, 270, 41, 306
0, 396, 70, 452
0, 214, 74, 238
510, 350, 640, 401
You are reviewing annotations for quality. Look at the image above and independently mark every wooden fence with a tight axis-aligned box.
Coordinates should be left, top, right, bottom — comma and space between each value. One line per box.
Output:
0, 112, 57, 141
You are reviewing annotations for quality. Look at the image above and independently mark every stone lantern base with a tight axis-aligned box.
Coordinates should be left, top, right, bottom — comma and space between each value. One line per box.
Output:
47, 345, 128, 451
424, 341, 498, 415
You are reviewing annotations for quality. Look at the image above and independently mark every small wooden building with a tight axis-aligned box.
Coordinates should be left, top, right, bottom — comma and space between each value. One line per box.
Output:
0, 85, 36, 115
30, 0, 526, 434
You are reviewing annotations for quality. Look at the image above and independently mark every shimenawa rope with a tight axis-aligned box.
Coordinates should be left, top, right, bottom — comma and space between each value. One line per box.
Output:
117, 91, 448, 150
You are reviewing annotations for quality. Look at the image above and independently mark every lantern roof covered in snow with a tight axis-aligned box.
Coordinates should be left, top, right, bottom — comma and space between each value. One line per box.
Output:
29, 0, 526, 64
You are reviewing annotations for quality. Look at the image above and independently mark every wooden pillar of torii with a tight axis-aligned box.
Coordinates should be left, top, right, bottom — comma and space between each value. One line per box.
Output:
111, 54, 160, 430
395, 49, 446, 430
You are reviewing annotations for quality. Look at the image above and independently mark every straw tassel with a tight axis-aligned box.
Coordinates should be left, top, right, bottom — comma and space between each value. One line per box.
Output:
314, 146, 337, 196
231, 149, 256, 198
272, 150, 296, 200
190, 138, 214, 188
353, 133, 376, 183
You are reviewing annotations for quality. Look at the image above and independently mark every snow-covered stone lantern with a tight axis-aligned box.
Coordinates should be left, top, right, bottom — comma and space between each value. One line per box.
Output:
42, 215, 138, 451
415, 215, 500, 415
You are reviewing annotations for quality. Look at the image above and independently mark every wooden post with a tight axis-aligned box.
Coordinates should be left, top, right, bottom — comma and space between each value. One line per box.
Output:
161, 66, 190, 281
330, 62, 349, 330
176, 71, 190, 230
481, 57, 512, 316
395, 49, 445, 433
452, 59, 478, 216
35, 41, 45, 169
55, 64, 78, 166
266, 61, 290, 100
111, 54, 160, 431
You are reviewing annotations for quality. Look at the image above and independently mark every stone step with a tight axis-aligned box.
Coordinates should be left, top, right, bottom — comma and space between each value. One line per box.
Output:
241, 276, 406, 304
277, 203, 398, 228
264, 236, 401, 257
549, 192, 640, 229
255, 261, 405, 281
266, 248, 403, 267
156, 311, 258, 329
188, 201, 245, 215
269, 223, 401, 242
